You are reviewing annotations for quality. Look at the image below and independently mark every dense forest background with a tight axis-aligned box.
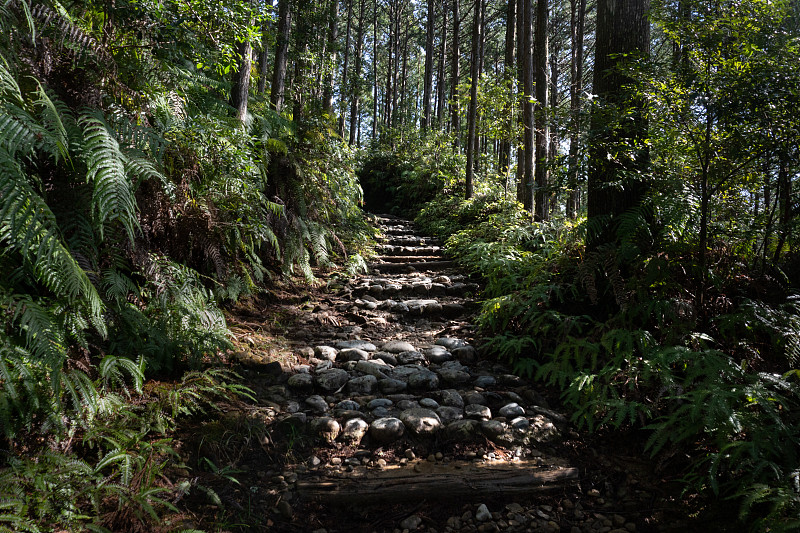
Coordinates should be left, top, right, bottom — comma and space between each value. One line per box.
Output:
1, 0, 799, 531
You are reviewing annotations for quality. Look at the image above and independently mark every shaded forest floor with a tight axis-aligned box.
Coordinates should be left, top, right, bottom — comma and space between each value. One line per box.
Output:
167, 216, 739, 533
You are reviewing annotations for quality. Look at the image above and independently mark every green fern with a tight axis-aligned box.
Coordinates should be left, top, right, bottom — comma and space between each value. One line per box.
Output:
79, 112, 138, 242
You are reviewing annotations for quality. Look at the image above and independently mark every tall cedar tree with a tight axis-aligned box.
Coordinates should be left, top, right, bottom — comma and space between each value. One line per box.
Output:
450, 0, 461, 149
566, 0, 587, 218
587, 0, 651, 247
322, 0, 339, 114
422, 0, 435, 131
499, 0, 516, 186
465, 0, 484, 199
349, 0, 366, 144
533, 0, 549, 220
519, 0, 535, 212
271, 0, 292, 112
339, 0, 353, 136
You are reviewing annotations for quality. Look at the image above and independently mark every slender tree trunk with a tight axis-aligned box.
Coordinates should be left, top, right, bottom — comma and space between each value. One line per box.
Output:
339, 0, 353, 135
516, 0, 526, 202
533, 0, 549, 220
350, 0, 365, 144
372, 0, 379, 138
566, 0, 586, 218
773, 153, 792, 261
230, 39, 253, 123
548, 37, 560, 216
270, 0, 292, 112
391, 3, 401, 128
499, 0, 517, 187
450, 0, 461, 150
323, 0, 339, 114
257, 3, 275, 95
400, 19, 409, 126
587, 0, 651, 247
436, 0, 448, 127
465, 0, 483, 199
520, 0, 535, 213
422, 0, 436, 131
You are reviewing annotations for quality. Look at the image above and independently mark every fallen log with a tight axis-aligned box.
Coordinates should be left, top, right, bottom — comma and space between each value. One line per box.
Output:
296, 460, 578, 504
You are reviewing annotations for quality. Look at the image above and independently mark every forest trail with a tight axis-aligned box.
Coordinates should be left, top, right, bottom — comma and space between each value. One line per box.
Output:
220, 216, 682, 533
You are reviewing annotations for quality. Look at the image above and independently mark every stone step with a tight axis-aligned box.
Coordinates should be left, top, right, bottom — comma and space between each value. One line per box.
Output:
370, 260, 456, 273
377, 245, 441, 256
375, 255, 443, 263
353, 281, 479, 299
383, 227, 422, 236
384, 236, 441, 246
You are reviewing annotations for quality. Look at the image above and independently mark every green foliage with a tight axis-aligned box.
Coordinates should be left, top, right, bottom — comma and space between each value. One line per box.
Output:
360, 128, 465, 216
0, 364, 251, 532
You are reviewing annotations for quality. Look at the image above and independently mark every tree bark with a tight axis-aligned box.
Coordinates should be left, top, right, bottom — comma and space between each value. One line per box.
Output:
548, 35, 560, 216
566, 0, 586, 218
322, 0, 340, 115
349, 0, 366, 144
533, 0, 549, 220
270, 0, 292, 112
230, 38, 253, 123
435, 0, 449, 128
372, 0, 379, 138
465, 0, 484, 199
422, 0, 436, 131
450, 0, 461, 150
586, 0, 651, 247
257, 3, 275, 95
520, 0, 535, 213
499, 0, 517, 187
339, 0, 354, 136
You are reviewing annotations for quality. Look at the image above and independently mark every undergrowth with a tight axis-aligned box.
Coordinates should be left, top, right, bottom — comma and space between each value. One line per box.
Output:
417, 190, 800, 530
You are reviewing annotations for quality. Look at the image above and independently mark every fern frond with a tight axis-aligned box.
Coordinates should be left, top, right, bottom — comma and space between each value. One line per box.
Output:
0, 158, 105, 325
99, 354, 144, 395
79, 111, 138, 242
123, 151, 175, 198
32, 82, 69, 162
31, 3, 111, 64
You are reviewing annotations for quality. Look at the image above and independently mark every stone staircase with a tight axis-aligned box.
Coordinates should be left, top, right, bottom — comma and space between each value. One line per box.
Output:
249, 216, 640, 532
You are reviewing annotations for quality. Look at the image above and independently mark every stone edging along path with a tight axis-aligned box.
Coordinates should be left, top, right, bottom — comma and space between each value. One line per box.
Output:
241, 215, 646, 533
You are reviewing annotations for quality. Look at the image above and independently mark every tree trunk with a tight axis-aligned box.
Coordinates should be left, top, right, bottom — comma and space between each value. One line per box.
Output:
230, 38, 253, 123
566, 0, 586, 218
533, 0, 549, 220
520, 0, 535, 213
436, 0, 449, 128
422, 0, 436, 131
322, 0, 339, 115
339, 0, 353, 136
773, 153, 792, 262
499, 0, 517, 187
465, 0, 484, 199
548, 36, 560, 216
257, 3, 275, 95
372, 0, 379, 138
270, 0, 292, 112
399, 18, 409, 126
586, 0, 650, 248
450, 0, 461, 150
349, 0, 365, 145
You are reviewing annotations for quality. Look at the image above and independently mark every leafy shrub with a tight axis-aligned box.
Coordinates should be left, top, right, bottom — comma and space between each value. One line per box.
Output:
359, 128, 465, 216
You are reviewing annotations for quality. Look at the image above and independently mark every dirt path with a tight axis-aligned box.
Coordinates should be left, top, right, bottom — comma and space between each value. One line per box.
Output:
198, 215, 693, 533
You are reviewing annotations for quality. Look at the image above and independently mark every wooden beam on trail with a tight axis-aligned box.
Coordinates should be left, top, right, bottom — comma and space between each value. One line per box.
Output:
296, 460, 579, 504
